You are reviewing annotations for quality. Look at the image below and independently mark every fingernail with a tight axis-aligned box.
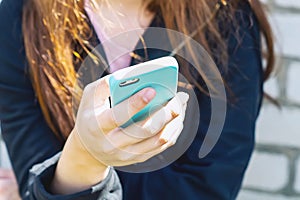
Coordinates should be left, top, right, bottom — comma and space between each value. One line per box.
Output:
143, 119, 160, 136
142, 88, 156, 103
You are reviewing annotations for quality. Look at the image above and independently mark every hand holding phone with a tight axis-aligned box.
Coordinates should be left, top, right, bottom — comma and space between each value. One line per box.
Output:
74, 72, 188, 167
109, 56, 179, 127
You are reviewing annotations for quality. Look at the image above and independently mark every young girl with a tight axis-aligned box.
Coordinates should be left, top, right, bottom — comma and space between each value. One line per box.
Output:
0, 0, 274, 199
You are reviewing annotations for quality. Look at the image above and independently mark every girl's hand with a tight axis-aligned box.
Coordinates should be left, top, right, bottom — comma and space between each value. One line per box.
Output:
0, 168, 21, 200
52, 76, 189, 194
75, 76, 189, 166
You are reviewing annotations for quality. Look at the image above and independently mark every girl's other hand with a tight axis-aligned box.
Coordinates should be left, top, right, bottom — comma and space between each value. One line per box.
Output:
0, 168, 21, 200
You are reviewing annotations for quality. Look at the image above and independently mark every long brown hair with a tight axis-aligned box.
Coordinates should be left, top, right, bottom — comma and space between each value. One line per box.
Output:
22, 0, 275, 141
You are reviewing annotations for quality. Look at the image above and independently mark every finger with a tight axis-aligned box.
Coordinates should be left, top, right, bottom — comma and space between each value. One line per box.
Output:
102, 124, 164, 155
101, 127, 144, 153
99, 118, 184, 166
132, 136, 178, 164
169, 121, 184, 145
0, 179, 16, 192
134, 124, 183, 163
101, 119, 167, 156
142, 92, 189, 133
159, 113, 184, 144
118, 132, 164, 154
0, 185, 20, 200
93, 91, 188, 157
120, 91, 189, 138
120, 107, 169, 139
85, 75, 111, 105
105, 133, 168, 167
78, 76, 111, 120
0, 169, 15, 179
164, 92, 189, 116
181, 101, 188, 120
96, 88, 156, 131
106, 105, 175, 149
120, 120, 184, 163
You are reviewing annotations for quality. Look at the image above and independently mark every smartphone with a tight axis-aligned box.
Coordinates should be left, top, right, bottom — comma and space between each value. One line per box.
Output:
109, 56, 179, 127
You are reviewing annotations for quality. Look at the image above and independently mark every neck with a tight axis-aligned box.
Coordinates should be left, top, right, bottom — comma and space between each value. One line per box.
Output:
109, 0, 144, 6
97, 0, 145, 11
86, 0, 154, 32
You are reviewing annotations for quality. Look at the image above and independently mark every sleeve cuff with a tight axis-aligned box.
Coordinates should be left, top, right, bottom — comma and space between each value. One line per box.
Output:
25, 152, 122, 200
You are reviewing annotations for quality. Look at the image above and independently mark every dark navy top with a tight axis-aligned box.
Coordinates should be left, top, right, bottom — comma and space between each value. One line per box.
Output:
0, 0, 263, 199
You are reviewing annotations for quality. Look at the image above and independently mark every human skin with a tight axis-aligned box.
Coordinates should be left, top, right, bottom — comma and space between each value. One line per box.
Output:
51, 77, 188, 194
0, 0, 188, 196
0, 168, 21, 200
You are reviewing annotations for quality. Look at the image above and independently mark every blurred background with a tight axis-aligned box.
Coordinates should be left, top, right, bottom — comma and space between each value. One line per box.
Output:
0, 0, 300, 199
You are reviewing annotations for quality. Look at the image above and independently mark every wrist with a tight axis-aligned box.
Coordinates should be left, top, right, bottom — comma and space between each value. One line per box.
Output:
51, 129, 109, 194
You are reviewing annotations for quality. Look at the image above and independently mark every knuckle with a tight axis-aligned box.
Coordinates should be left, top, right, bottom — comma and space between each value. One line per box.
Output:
129, 101, 142, 113
102, 143, 117, 155
143, 124, 160, 136
143, 128, 154, 136
116, 154, 126, 162
129, 94, 146, 112
119, 153, 135, 162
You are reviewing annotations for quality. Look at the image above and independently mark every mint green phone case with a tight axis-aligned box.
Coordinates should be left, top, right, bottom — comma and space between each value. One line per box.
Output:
109, 65, 178, 127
